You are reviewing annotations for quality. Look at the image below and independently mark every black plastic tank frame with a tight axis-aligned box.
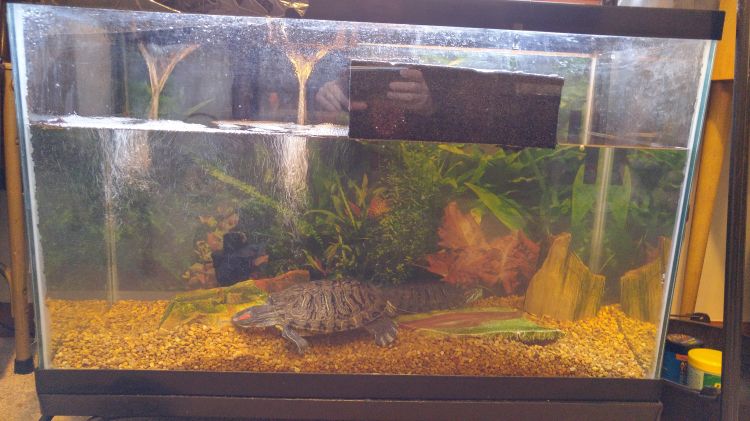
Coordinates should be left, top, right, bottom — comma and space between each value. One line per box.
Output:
302, 0, 724, 40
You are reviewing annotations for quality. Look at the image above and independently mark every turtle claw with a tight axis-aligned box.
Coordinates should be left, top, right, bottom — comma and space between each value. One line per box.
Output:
292, 340, 310, 355
282, 326, 309, 355
365, 317, 398, 347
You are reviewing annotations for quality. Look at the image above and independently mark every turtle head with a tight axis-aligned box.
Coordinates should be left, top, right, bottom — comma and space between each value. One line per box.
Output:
232, 304, 281, 328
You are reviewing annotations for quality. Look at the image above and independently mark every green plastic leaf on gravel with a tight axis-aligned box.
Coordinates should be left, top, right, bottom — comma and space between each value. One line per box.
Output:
397, 306, 563, 343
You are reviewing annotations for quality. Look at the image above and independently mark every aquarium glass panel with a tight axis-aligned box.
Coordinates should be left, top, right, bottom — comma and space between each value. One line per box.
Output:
9, 3, 714, 377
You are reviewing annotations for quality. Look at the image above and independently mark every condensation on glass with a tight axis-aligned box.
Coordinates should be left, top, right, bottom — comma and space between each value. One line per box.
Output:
9, 4, 714, 378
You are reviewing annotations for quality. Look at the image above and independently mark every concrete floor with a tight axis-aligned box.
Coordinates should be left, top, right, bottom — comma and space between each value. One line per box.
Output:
0, 336, 43, 420
0, 337, 89, 421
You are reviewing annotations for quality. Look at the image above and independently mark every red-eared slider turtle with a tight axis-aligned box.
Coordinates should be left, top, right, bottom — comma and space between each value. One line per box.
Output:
232, 279, 398, 354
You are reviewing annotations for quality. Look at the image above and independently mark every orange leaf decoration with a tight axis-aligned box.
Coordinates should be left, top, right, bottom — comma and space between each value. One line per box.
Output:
424, 250, 457, 277
425, 202, 540, 295
367, 195, 390, 218
437, 202, 488, 249
486, 231, 541, 294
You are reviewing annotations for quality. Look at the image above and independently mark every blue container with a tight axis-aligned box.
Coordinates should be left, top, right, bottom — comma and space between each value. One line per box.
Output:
662, 333, 703, 384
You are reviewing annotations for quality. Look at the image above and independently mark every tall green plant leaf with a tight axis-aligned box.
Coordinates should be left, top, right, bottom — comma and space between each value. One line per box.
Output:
609, 166, 632, 229
571, 164, 594, 229
466, 183, 525, 230
438, 144, 472, 157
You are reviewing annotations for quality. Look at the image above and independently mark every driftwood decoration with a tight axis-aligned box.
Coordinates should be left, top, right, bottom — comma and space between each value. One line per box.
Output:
524, 233, 605, 321
619, 237, 670, 324
138, 42, 199, 119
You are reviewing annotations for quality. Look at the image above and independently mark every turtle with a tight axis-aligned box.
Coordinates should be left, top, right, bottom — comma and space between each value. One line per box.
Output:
232, 279, 398, 354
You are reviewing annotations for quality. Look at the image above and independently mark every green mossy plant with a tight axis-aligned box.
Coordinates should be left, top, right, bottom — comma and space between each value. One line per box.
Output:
364, 143, 447, 284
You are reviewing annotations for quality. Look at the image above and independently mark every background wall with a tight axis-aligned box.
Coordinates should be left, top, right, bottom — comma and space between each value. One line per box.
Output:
693, 135, 729, 321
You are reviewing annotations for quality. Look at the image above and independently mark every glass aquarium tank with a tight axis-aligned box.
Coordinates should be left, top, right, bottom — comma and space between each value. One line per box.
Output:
5, 1, 726, 418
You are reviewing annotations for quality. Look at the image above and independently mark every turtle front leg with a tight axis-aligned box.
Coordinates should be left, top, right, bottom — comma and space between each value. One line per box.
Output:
281, 325, 309, 354
364, 316, 398, 347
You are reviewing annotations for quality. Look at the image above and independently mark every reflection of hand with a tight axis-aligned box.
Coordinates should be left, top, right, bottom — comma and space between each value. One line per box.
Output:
315, 80, 348, 112
315, 80, 367, 112
388, 69, 434, 116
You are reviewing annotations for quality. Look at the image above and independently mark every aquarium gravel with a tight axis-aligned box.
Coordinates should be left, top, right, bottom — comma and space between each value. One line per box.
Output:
47, 297, 654, 377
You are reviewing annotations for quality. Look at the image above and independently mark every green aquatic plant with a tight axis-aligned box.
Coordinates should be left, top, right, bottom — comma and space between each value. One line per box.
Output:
362, 143, 550, 285
198, 159, 316, 233
398, 143, 529, 230
433, 144, 495, 192
304, 142, 480, 284
433, 144, 585, 241
571, 161, 633, 272
363, 143, 449, 284
304, 174, 386, 278
624, 149, 686, 270
626, 149, 686, 240
465, 183, 525, 231
516, 147, 581, 239
561, 147, 686, 293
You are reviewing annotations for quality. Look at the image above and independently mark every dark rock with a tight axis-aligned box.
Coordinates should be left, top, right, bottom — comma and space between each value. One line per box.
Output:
211, 232, 265, 287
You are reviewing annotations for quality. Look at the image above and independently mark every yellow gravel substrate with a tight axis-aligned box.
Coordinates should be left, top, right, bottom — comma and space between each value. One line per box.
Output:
47, 297, 655, 377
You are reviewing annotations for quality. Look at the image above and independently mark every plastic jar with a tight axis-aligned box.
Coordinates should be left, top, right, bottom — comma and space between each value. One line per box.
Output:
686, 348, 722, 390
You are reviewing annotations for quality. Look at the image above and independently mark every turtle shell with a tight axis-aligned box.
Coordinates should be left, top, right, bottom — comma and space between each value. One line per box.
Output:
270, 279, 387, 334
